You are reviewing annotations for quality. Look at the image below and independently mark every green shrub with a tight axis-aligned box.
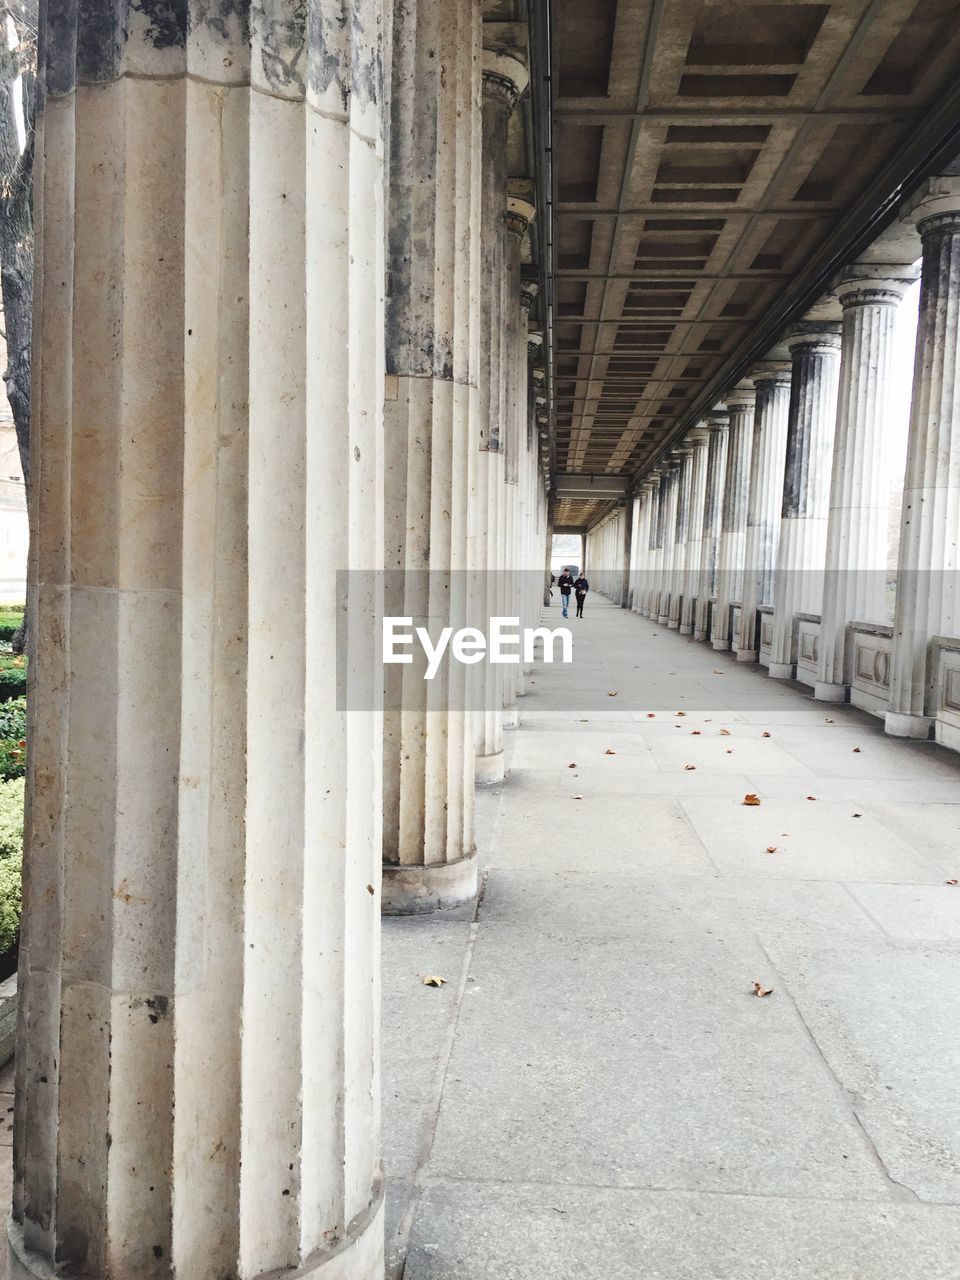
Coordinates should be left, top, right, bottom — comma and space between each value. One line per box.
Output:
0, 655, 26, 701
0, 778, 23, 954
0, 697, 26, 741
0, 777, 24, 861
0, 741, 25, 782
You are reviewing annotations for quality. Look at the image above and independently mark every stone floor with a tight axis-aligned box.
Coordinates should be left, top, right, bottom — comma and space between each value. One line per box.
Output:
384, 596, 960, 1279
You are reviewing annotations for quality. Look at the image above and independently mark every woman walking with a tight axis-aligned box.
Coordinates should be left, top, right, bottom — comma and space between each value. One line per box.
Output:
574, 573, 589, 618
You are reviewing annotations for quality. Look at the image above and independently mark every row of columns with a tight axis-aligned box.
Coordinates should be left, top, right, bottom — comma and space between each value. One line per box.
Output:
592, 176, 960, 746
15, 2, 550, 1278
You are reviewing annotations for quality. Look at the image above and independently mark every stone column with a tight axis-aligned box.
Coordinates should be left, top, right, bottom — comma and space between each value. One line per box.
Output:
736, 366, 791, 662
713, 384, 755, 650
501, 199, 535, 729
642, 474, 662, 617
815, 266, 919, 701
633, 482, 655, 614
13, 5, 385, 1280
657, 465, 679, 625
382, 0, 481, 912
474, 32, 527, 782
695, 411, 729, 642
619, 491, 635, 607
669, 449, 694, 629
887, 178, 960, 737
769, 325, 841, 678
681, 427, 711, 635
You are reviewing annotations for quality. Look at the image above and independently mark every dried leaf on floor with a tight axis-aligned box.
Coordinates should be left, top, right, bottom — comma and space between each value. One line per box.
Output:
604, 748, 616, 755
647, 712, 656, 718
719, 728, 731, 736
367, 884, 375, 895
691, 730, 702, 735
853, 747, 861, 753
422, 976, 446, 987
568, 762, 577, 768
675, 710, 687, 717
825, 717, 834, 723
607, 691, 619, 697
572, 794, 584, 800
712, 670, 724, 675
684, 764, 696, 771
765, 846, 778, 854
806, 795, 817, 801
743, 793, 761, 806
762, 731, 771, 738
947, 879, 958, 886
753, 982, 774, 998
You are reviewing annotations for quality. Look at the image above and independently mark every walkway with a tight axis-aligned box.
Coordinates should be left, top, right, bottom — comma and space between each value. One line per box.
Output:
384, 596, 960, 1279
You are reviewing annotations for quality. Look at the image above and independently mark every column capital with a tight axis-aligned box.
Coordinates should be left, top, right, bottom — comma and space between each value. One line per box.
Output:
520, 277, 540, 311
481, 43, 529, 107
527, 329, 543, 352
705, 408, 730, 431
507, 196, 537, 240
833, 262, 920, 309
687, 424, 712, 447
785, 321, 842, 354
902, 175, 960, 235
750, 359, 792, 387
722, 379, 756, 410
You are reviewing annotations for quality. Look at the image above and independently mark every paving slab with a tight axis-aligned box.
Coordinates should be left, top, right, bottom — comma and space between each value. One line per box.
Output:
403, 1182, 960, 1280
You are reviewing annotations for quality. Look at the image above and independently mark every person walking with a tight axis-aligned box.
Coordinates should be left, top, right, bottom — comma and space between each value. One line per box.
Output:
574, 572, 589, 618
557, 568, 574, 618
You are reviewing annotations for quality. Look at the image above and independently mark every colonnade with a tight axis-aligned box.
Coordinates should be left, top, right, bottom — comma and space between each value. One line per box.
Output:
13, 2, 549, 1278
588, 176, 960, 749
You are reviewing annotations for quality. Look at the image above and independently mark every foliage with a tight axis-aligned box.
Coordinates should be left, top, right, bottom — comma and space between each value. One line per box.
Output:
0, 696, 25, 740
0, 654, 26, 700
0, 777, 23, 953
0, 611, 24, 643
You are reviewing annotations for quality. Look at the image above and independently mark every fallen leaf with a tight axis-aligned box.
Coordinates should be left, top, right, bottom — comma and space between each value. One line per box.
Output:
762, 731, 771, 738
604, 748, 616, 756
947, 879, 958, 886
852, 812, 862, 818
743, 793, 761, 806
719, 728, 731, 736
725, 748, 733, 754
675, 711, 687, 717
647, 712, 656, 718
422, 976, 446, 987
366, 884, 375, 895
825, 717, 834, 724
607, 691, 619, 697
806, 795, 817, 801
568, 762, 577, 768
684, 764, 696, 771
712, 670, 724, 675
572, 794, 584, 800
853, 747, 861, 753
765, 846, 778, 854
753, 982, 773, 998
691, 730, 702, 735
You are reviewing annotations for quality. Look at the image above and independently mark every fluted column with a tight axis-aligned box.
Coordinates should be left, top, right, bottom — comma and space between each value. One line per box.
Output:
736, 366, 791, 661
501, 199, 535, 729
642, 473, 662, 617
382, 0, 481, 912
815, 267, 919, 700
695, 411, 729, 642
681, 427, 711, 635
13, 5, 385, 1279
713, 384, 755, 650
669, 449, 694, 628
475, 33, 527, 782
768, 325, 841, 678
634, 483, 655, 613
657, 465, 679, 625
887, 179, 960, 737
620, 490, 635, 607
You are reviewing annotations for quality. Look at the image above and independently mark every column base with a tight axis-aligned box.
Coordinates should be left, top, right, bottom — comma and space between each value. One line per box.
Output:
694, 630, 707, 643
382, 851, 478, 915
884, 710, 933, 740
679, 624, 693, 636
736, 649, 757, 663
813, 680, 848, 703
657, 614, 669, 625
9, 1192, 386, 1280
475, 750, 505, 784
502, 706, 519, 729
711, 638, 730, 651
768, 662, 794, 680
667, 620, 680, 630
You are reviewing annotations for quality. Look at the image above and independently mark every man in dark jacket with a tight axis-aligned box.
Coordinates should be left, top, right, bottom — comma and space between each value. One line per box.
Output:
574, 573, 589, 618
557, 569, 574, 618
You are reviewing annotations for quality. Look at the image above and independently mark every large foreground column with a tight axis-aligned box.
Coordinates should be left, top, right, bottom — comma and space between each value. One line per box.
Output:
769, 325, 841, 678
14, 5, 385, 1279
382, 0, 481, 913
816, 267, 918, 701
736, 365, 790, 662
475, 32, 527, 782
713, 384, 755, 650
694, 412, 729, 642
887, 180, 960, 737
